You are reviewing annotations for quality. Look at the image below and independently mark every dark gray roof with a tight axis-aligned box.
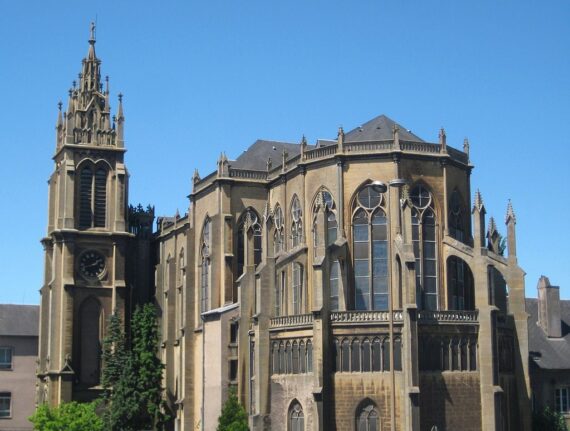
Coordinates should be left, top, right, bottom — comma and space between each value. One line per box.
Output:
527, 298, 570, 370
0, 304, 39, 337
230, 140, 313, 171
344, 114, 425, 143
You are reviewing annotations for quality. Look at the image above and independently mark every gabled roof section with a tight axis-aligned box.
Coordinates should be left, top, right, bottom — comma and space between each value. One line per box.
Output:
527, 298, 570, 370
344, 114, 424, 143
230, 139, 314, 171
0, 304, 39, 337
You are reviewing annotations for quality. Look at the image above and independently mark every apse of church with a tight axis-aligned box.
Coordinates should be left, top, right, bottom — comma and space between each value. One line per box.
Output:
39, 25, 533, 431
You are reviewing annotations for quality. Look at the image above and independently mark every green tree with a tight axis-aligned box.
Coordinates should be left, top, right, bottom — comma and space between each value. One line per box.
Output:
102, 303, 167, 431
29, 401, 103, 431
217, 387, 249, 431
533, 406, 568, 431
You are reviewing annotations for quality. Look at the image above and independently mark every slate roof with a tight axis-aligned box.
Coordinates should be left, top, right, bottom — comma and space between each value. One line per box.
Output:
527, 298, 570, 370
344, 114, 425, 143
0, 304, 39, 337
227, 115, 424, 172
230, 140, 311, 171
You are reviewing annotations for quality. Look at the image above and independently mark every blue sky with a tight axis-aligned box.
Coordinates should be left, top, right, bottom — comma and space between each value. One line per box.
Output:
0, 0, 569, 304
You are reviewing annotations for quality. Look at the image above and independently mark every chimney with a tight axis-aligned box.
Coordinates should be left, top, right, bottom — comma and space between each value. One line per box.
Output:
537, 276, 562, 338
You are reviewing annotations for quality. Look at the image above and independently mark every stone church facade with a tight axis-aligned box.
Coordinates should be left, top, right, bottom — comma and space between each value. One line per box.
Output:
37, 26, 532, 430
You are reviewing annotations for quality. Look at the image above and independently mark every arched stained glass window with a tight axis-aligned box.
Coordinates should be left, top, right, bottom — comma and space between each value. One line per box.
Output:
200, 218, 211, 314
356, 402, 380, 431
410, 184, 439, 310
289, 401, 304, 431
274, 205, 284, 254
449, 189, 465, 242
291, 196, 303, 247
237, 209, 262, 277
352, 185, 388, 310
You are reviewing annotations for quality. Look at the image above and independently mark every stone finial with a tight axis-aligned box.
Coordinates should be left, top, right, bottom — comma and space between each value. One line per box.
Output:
192, 168, 200, 185
338, 126, 344, 152
473, 189, 485, 213
505, 199, 516, 225
487, 216, 497, 235
266, 157, 272, 171
105, 75, 109, 94
263, 201, 273, 223
89, 22, 96, 44
463, 137, 470, 158
401, 184, 410, 208
281, 149, 288, 173
393, 124, 401, 150
439, 127, 447, 153
300, 135, 307, 160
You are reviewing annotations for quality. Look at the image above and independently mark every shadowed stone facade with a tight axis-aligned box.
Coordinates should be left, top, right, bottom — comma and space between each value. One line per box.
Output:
38, 25, 533, 431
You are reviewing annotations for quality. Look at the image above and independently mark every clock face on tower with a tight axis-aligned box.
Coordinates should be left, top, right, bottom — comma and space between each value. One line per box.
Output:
79, 250, 106, 280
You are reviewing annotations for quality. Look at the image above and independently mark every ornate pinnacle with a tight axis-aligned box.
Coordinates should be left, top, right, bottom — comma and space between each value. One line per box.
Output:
89, 22, 96, 44
439, 127, 447, 152
487, 216, 497, 235
58, 101, 63, 111
263, 201, 273, 222
505, 199, 516, 224
118, 93, 123, 103
473, 189, 485, 212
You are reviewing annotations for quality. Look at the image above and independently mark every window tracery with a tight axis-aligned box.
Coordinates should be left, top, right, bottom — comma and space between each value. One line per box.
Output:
291, 196, 303, 247
356, 402, 380, 431
410, 184, 438, 310
274, 205, 284, 254
237, 209, 262, 277
352, 185, 388, 310
289, 401, 304, 431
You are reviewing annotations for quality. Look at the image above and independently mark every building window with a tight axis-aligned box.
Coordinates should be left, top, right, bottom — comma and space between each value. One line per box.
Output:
410, 184, 438, 310
330, 261, 341, 311
0, 393, 10, 418
0, 347, 12, 369
356, 402, 379, 431
274, 205, 285, 254
334, 336, 399, 373
447, 256, 475, 311
229, 359, 238, 382
200, 218, 211, 314
353, 185, 388, 310
312, 189, 337, 255
556, 388, 570, 414
289, 401, 304, 431
449, 189, 465, 242
230, 321, 239, 344
78, 165, 107, 229
292, 263, 304, 315
237, 209, 262, 276
291, 195, 303, 247
275, 271, 286, 316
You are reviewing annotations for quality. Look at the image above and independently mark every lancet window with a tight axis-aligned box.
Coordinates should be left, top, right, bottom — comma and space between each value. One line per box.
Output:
352, 185, 389, 311
289, 401, 304, 431
292, 263, 304, 315
333, 336, 401, 372
291, 196, 303, 247
410, 184, 438, 310
78, 164, 107, 229
274, 205, 285, 254
200, 218, 211, 314
312, 190, 337, 255
237, 209, 262, 276
356, 402, 380, 431
272, 339, 313, 375
449, 189, 465, 242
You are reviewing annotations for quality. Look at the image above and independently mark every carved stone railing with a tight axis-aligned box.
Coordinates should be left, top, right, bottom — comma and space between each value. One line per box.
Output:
229, 168, 268, 180
344, 141, 393, 153
330, 310, 403, 325
304, 144, 338, 160
418, 310, 478, 324
270, 313, 314, 330
400, 141, 441, 153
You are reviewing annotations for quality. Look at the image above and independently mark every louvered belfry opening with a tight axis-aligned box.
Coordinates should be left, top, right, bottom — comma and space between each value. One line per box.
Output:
78, 165, 107, 229
94, 168, 107, 227
79, 167, 93, 229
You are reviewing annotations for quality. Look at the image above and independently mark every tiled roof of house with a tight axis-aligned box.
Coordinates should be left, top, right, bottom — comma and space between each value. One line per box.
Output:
0, 304, 39, 337
527, 298, 570, 370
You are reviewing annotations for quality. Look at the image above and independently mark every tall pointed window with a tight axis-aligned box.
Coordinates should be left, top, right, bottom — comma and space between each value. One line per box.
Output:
312, 189, 337, 255
237, 209, 262, 277
329, 260, 341, 311
292, 263, 304, 315
352, 186, 388, 310
274, 205, 284, 254
78, 165, 107, 229
291, 196, 303, 247
289, 401, 304, 431
275, 271, 286, 316
410, 184, 438, 310
449, 189, 465, 242
356, 401, 380, 431
200, 218, 211, 314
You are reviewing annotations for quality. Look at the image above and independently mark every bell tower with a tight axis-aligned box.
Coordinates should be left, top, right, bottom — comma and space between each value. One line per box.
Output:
38, 23, 131, 405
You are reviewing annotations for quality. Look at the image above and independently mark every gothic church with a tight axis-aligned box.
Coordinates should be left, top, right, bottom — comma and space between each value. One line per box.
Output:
37, 25, 532, 431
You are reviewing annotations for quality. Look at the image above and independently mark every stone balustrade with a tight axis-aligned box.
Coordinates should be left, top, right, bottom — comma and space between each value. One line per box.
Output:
330, 310, 403, 325
418, 309, 479, 324
270, 313, 314, 329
